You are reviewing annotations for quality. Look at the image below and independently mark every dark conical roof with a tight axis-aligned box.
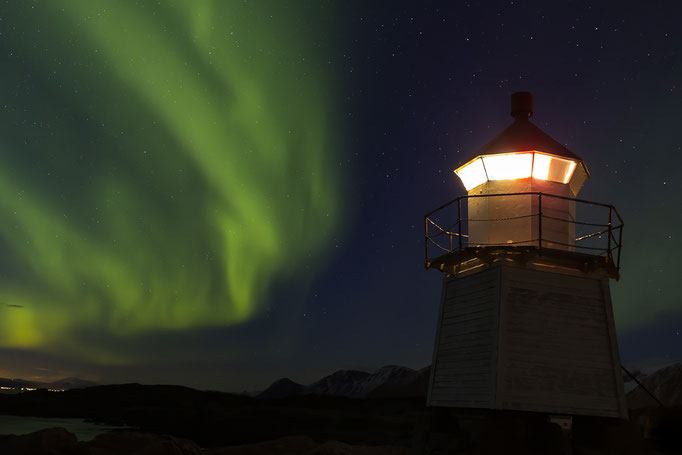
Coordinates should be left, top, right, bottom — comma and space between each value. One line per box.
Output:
475, 117, 583, 162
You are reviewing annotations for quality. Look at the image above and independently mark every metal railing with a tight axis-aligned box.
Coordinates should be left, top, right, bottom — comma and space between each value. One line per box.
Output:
425, 192, 623, 271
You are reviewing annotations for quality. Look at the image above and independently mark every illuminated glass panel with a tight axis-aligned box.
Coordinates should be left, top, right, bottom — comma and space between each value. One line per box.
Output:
455, 158, 487, 191
568, 162, 588, 195
531, 153, 552, 180
562, 161, 577, 184
482, 153, 533, 181
531, 153, 577, 183
455, 151, 583, 191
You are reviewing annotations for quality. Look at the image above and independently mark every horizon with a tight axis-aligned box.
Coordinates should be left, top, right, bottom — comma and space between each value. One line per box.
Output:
3, 359, 680, 396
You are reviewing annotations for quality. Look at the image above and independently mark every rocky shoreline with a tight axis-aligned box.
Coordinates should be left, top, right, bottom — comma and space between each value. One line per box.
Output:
0, 428, 411, 455
1, 377, 681, 454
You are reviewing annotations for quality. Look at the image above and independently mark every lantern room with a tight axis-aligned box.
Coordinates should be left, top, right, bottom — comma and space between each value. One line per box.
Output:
455, 92, 589, 195
454, 92, 589, 251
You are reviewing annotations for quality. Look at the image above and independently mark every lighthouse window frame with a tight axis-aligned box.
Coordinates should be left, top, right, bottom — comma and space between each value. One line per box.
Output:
531, 153, 577, 184
455, 151, 581, 191
454, 157, 487, 190
481, 152, 533, 181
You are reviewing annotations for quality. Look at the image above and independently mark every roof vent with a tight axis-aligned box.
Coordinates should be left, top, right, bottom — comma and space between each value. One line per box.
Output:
511, 92, 533, 119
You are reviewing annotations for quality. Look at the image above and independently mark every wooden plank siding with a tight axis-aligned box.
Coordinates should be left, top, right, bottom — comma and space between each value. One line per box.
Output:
427, 263, 627, 419
496, 266, 627, 418
428, 268, 500, 408
600, 276, 628, 418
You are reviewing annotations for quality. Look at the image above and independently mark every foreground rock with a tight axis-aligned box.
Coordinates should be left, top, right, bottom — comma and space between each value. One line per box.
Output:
84, 431, 201, 454
0, 429, 410, 455
0, 428, 199, 455
0, 427, 77, 454
0, 385, 420, 447
204, 435, 411, 454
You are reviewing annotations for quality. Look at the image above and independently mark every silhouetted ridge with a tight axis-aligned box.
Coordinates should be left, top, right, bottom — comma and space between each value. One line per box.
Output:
258, 378, 307, 399
258, 365, 430, 399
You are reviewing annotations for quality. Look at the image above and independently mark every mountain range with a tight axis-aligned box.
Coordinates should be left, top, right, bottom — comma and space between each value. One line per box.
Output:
3, 362, 679, 408
259, 362, 682, 410
626, 363, 682, 409
258, 365, 430, 399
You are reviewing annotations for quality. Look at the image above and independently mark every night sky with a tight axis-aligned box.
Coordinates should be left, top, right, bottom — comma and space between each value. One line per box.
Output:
1, 1, 681, 392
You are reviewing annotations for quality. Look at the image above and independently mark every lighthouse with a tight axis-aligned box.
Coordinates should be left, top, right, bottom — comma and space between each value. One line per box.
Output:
425, 92, 627, 419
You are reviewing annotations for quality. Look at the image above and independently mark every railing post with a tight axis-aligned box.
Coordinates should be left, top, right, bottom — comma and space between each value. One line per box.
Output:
617, 225, 623, 269
607, 207, 612, 264
458, 198, 463, 251
425, 217, 428, 266
538, 193, 542, 250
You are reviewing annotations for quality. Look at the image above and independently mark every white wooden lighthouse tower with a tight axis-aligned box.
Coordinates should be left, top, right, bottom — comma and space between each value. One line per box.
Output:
425, 92, 627, 418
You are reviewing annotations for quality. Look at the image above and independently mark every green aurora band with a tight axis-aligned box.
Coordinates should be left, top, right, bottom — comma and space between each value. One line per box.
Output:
0, 2, 345, 363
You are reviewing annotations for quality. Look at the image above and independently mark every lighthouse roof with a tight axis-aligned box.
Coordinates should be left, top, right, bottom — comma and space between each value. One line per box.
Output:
476, 117, 583, 162
454, 93, 590, 193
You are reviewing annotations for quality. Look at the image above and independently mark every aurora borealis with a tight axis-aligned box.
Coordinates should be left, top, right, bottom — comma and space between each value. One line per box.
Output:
0, 2, 344, 367
1, 1, 681, 390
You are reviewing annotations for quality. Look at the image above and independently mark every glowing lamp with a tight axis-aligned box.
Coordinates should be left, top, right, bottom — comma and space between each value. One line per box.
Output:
455, 151, 584, 191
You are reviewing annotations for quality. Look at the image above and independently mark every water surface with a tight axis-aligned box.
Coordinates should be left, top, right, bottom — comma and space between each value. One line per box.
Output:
0, 415, 126, 441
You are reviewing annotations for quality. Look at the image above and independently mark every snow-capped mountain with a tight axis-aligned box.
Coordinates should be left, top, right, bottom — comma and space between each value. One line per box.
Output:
257, 378, 309, 398
258, 365, 429, 399
308, 369, 371, 398
260, 361, 682, 406
627, 363, 682, 408
367, 365, 430, 398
